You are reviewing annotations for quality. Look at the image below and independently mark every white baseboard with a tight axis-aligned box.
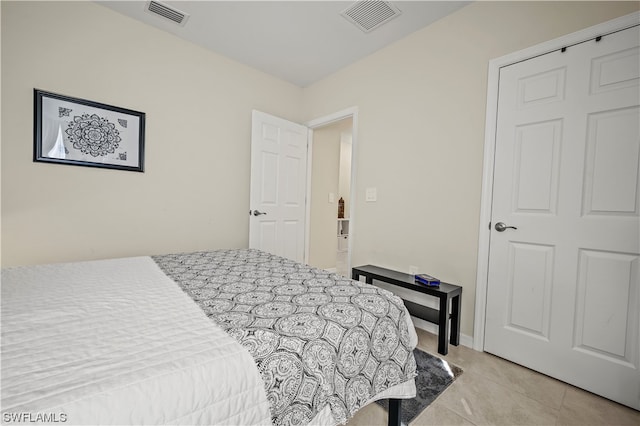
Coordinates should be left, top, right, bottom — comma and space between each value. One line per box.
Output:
411, 316, 475, 350
324, 267, 337, 273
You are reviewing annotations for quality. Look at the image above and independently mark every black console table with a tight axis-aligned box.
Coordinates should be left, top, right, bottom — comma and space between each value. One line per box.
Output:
352, 265, 462, 355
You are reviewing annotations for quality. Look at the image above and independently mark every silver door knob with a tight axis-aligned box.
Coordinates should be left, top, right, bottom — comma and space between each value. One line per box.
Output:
495, 222, 517, 232
252, 210, 267, 216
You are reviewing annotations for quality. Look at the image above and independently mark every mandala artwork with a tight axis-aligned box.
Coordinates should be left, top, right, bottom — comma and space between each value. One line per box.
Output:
65, 113, 122, 157
58, 107, 72, 118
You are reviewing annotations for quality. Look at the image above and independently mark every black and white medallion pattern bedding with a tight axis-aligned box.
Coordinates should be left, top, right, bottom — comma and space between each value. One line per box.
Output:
153, 249, 417, 426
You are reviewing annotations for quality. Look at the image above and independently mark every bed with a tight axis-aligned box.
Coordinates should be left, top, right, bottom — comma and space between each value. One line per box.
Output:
1, 249, 417, 425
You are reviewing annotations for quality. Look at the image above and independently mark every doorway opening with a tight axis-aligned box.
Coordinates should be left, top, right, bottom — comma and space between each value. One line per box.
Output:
305, 108, 358, 277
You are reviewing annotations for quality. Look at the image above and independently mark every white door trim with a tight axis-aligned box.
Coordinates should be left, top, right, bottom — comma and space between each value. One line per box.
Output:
473, 11, 640, 351
304, 107, 359, 272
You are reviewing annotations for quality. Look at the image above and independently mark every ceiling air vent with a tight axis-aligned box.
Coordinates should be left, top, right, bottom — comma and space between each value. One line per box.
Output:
341, 1, 402, 33
145, 1, 189, 26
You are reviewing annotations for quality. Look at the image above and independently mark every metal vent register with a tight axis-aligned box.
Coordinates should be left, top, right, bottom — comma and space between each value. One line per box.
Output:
341, 1, 402, 33
145, 1, 190, 26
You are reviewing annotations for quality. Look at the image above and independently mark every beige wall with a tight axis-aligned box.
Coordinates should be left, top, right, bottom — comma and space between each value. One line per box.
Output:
1, 1, 303, 266
302, 1, 639, 337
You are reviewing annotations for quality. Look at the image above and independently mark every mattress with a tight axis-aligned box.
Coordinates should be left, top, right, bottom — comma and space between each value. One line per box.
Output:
2, 251, 417, 425
1, 257, 272, 425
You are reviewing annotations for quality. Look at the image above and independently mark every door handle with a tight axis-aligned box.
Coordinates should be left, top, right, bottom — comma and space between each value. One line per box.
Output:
252, 210, 267, 216
495, 222, 517, 232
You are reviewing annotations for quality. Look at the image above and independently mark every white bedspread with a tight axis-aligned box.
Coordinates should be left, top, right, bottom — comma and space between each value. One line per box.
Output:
1, 257, 272, 425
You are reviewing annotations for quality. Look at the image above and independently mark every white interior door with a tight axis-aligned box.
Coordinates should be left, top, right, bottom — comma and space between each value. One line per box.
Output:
249, 110, 308, 262
484, 25, 640, 410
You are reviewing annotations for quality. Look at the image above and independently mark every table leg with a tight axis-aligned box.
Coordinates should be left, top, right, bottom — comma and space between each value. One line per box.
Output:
351, 272, 374, 285
450, 294, 461, 346
388, 399, 402, 426
438, 295, 449, 355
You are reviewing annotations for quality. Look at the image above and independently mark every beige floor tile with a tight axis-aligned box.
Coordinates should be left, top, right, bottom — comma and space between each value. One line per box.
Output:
555, 386, 640, 426
347, 402, 387, 426
415, 328, 568, 411
349, 329, 640, 426
411, 401, 476, 425
414, 326, 440, 352
457, 352, 565, 410
436, 370, 559, 425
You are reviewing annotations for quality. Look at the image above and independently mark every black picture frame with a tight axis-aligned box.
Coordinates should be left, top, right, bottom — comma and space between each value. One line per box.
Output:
34, 89, 145, 172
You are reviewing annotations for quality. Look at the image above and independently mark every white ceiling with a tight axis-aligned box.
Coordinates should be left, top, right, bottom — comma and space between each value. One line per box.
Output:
98, 1, 470, 87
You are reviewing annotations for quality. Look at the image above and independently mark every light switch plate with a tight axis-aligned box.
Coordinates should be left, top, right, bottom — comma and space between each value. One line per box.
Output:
329, 192, 335, 203
365, 187, 377, 202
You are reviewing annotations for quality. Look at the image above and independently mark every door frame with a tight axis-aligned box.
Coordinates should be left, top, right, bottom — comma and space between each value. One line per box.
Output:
304, 107, 359, 272
473, 12, 640, 351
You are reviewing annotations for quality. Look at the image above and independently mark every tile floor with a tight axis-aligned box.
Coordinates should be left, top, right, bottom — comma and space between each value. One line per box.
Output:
348, 328, 640, 426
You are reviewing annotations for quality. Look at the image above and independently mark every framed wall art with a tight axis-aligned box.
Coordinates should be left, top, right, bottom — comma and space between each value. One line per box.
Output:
34, 89, 145, 172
